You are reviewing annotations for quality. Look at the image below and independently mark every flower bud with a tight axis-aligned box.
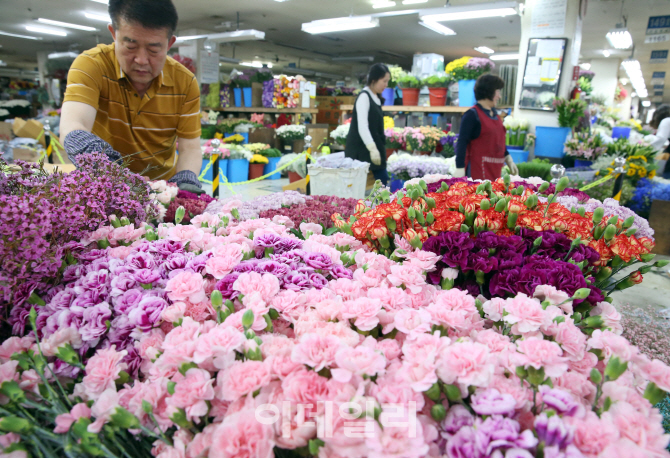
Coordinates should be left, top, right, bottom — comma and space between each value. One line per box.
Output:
175, 206, 186, 225
607, 215, 619, 226
460, 224, 470, 233
655, 260, 670, 268
0, 381, 25, 404
211, 290, 223, 310
592, 207, 605, 224
555, 176, 569, 193
572, 288, 591, 300
426, 212, 435, 224
576, 207, 586, 217
622, 216, 635, 229
231, 208, 240, 220
242, 309, 255, 330
503, 173, 511, 186
495, 199, 507, 213
110, 215, 121, 228
443, 383, 462, 402
120, 216, 131, 226
604, 356, 628, 381
440, 182, 449, 192
420, 179, 427, 191
244, 329, 256, 340
479, 199, 490, 210
596, 267, 612, 282
110, 407, 141, 430
625, 227, 637, 236
644, 382, 667, 406
507, 212, 518, 230
603, 224, 617, 241
426, 197, 436, 209
639, 265, 653, 274
538, 182, 550, 193
640, 253, 656, 263
97, 238, 111, 249
590, 368, 602, 385
431, 404, 447, 422
425, 383, 441, 401
0, 416, 32, 434
55, 343, 80, 367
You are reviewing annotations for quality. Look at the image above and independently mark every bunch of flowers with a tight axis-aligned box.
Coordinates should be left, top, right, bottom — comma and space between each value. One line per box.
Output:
231, 72, 251, 88
258, 195, 358, 229
553, 98, 588, 129
201, 140, 230, 160
274, 75, 301, 109
205, 191, 309, 220
447, 56, 494, 81
227, 145, 253, 161
404, 126, 449, 153
503, 116, 530, 148
329, 124, 350, 146
629, 178, 670, 218
606, 138, 657, 161
385, 127, 406, 150
564, 133, 608, 160
250, 154, 269, 164
384, 116, 395, 129
387, 153, 454, 181
577, 76, 593, 95
276, 125, 306, 143
334, 175, 659, 306
5, 212, 670, 458
244, 143, 271, 155
0, 153, 156, 332
262, 78, 276, 108
596, 154, 657, 184
439, 132, 458, 158
221, 134, 245, 145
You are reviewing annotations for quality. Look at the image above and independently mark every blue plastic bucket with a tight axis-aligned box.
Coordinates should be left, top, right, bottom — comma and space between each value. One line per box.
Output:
390, 179, 404, 192
612, 126, 631, 139
382, 87, 394, 106
535, 126, 572, 158
458, 79, 476, 107
233, 88, 242, 107
243, 87, 252, 107
263, 156, 282, 180
225, 132, 249, 144
199, 158, 213, 181
507, 146, 529, 164
227, 159, 249, 183
200, 158, 228, 183
574, 159, 593, 167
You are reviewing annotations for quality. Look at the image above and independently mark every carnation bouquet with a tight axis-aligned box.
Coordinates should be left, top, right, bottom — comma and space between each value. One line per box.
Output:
329, 124, 350, 146
564, 133, 608, 160
276, 125, 306, 143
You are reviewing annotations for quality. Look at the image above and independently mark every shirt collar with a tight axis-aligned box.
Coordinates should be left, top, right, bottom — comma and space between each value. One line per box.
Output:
364, 87, 381, 105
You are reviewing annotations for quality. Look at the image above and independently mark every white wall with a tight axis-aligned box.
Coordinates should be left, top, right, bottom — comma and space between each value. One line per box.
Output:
589, 58, 620, 107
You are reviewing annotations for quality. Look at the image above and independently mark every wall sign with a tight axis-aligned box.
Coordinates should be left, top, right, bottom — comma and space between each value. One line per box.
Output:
519, 37, 568, 111
530, 0, 568, 37
200, 52, 220, 84
651, 50, 668, 64
652, 72, 666, 86
646, 16, 670, 43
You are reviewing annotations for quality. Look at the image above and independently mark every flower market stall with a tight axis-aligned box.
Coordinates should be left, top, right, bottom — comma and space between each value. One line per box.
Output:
3, 148, 670, 458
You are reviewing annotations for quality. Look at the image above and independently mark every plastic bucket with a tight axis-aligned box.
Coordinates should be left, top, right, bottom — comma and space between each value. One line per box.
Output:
307, 163, 371, 199
429, 87, 448, 106
612, 126, 631, 139
199, 158, 213, 181
458, 80, 476, 107
390, 178, 404, 192
288, 171, 302, 183
249, 163, 265, 180
402, 88, 420, 106
227, 159, 249, 183
233, 88, 242, 107
243, 87, 252, 108
574, 159, 593, 167
263, 156, 282, 180
535, 126, 571, 158
507, 146, 529, 164
382, 87, 394, 106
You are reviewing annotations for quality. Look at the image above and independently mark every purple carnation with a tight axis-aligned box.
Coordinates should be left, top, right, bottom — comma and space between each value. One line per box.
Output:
534, 413, 573, 449
422, 231, 474, 270
470, 389, 516, 416
186, 253, 212, 274
133, 268, 162, 285
283, 271, 311, 291
126, 251, 157, 271
149, 239, 185, 258
79, 302, 112, 343
303, 252, 333, 271
539, 386, 580, 416
215, 272, 241, 300
489, 269, 520, 297
256, 260, 290, 277
113, 288, 144, 315
330, 265, 354, 279
128, 295, 168, 331
309, 273, 329, 289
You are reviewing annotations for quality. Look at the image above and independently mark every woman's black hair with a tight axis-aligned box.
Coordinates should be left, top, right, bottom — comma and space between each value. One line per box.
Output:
367, 63, 390, 86
474, 74, 505, 101
650, 104, 670, 129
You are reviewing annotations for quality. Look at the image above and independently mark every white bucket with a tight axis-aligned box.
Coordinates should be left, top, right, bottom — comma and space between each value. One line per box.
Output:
307, 163, 371, 199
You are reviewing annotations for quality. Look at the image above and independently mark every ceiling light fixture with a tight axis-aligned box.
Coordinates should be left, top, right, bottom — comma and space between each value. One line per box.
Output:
90, 0, 109, 3
48, 51, 79, 59
176, 29, 265, 43
420, 3, 518, 22
373, 1, 397, 8
25, 26, 67, 36
282, 67, 316, 76
402, 0, 428, 4
84, 12, 112, 22
603, 50, 611, 57
474, 46, 495, 54
332, 56, 375, 62
302, 16, 379, 34
580, 62, 591, 70
37, 18, 96, 31
606, 26, 633, 49
419, 21, 456, 36
642, 100, 651, 107
240, 61, 273, 68
0, 30, 42, 40
219, 57, 241, 64
490, 53, 519, 60
622, 59, 648, 98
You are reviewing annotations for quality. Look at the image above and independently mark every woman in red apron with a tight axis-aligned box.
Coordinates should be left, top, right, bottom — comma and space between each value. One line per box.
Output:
454, 74, 519, 181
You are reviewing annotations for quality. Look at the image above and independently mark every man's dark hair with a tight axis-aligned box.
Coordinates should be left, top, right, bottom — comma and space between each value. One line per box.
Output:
650, 104, 670, 130
367, 63, 390, 86
109, 0, 178, 37
474, 74, 505, 101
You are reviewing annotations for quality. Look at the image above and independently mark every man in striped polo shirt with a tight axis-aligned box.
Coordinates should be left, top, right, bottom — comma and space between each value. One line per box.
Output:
60, 0, 202, 190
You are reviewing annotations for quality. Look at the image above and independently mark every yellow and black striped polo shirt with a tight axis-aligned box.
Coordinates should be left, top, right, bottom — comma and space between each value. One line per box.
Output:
63, 43, 201, 179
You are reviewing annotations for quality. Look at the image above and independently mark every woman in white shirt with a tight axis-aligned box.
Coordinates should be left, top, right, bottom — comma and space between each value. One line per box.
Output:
345, 64, 391, 185
646, 105, 670, 178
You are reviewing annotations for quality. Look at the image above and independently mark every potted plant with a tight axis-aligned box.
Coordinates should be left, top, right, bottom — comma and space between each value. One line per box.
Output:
396, 72, 422, 106
564, 132, 607, 167
258, 147, 283, 180
446, 56, 495, 107
250, 70, 273, 107
535, 98, 587, 158
249, 153, 269, 180
227, 145, 252, 182
423, 74, 453, 106
276, 124, 306, 153
329, 124, 350, 147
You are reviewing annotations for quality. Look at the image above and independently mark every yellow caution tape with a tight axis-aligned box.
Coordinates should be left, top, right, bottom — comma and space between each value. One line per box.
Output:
578, 172, 616, 191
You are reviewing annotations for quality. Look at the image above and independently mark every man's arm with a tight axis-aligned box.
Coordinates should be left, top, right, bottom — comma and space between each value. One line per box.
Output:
60, 101, 96, 141
60, 101, 122, 164
176, 136, 201, 174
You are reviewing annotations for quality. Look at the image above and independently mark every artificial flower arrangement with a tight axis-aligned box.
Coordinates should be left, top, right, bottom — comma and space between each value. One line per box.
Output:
244, 143, 271, 155
503, 116, 531, 148
387, 152, 454, 181
4, 193, 670, 458
329, 124, 350, 146
564, 133, 608, 160
276, 124, 306, 143
553, 97, 588, 129
201, 140, 231, 160
250, 153, 269, 164
446, 56, 495, 81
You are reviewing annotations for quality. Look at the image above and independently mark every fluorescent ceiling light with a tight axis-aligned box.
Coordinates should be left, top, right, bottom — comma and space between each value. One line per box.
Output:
622, 59, 648, 98
474, 46, 495, 54
0, 30, 42, 40
603, 50, 611, 57
373, 1, 396, 8
332, 56, 375, 62
642, 100, 651, 107
240, 61, 273, 68
176, 29, 265, 43
302, 16, 379, 34
606, 27, 632, 49
48, 51, 79, 59
90, 0, 108, 3
38, 18, 96, 31
219, 56, 241, 64
490, 53, 519, 60
580, 63, 591, 70
421, 6, 517, 22
25, 26, 67, 36
84, 12, 111, 22
419, 21, 456, 36
403, 0, 428, 4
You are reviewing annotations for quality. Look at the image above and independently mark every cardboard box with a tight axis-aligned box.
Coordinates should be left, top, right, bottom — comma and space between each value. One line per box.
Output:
306, 124, 328, 151
649, 199, 670, 255
0, 122, 12, 142
282, 177, 308, 194
12, 147, 41, 163
12, 118, 45, 147
42, 163, 76, 174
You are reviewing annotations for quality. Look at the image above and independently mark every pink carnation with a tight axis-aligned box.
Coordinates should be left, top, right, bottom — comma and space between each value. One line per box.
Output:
217, 360, 271, 402
503, 293, 547, 334
640, 359, 670, 393
403, 250, 441, 272
387, 264, 425, 294
554, 321, 587, 362
77, 346, 128, 401
165, 270, 206, 303
208, 409, 275, 458
587, 330, 638, 362
533, 284, 573, 314
291, 333, 342, 371
167, 368, 216, 421
331, 338, 386, 383
590, 302, 623, 335
54, 403, 92, 433
515, 338, 567, 378
393, 308, 432, 338
340, 297, 382, 331
436, 341, 493, 388
233, 272, 281, 304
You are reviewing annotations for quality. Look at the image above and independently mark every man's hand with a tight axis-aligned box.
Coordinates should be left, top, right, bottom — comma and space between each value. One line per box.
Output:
504, 155, 519, 175
366, 143, 382, 166
63, 130, 123, 165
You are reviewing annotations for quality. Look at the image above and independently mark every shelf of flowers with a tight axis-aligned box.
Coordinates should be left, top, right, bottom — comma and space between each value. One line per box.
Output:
4, 151, 670, 458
